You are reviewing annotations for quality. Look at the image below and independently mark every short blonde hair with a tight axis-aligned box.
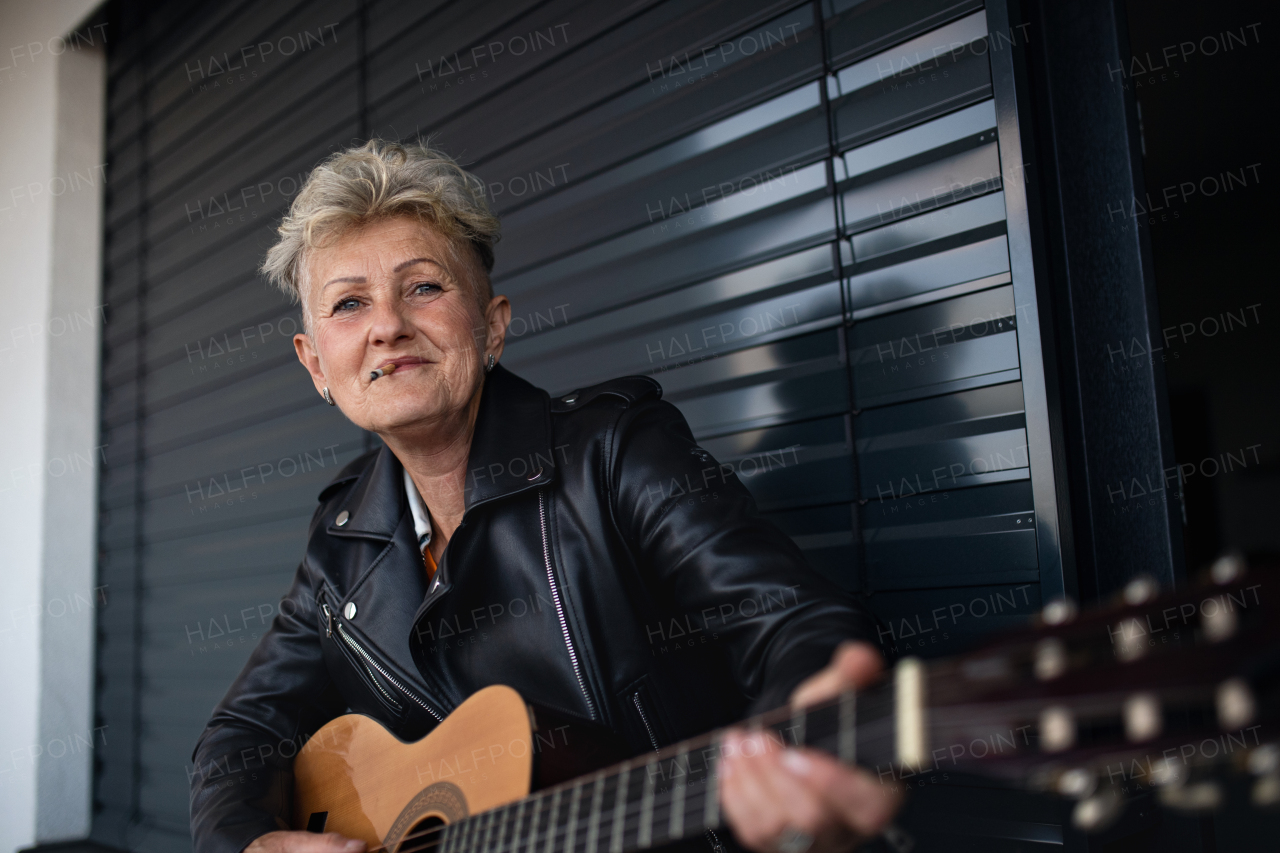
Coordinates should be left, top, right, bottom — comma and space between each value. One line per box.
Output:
262, 139, 500, 316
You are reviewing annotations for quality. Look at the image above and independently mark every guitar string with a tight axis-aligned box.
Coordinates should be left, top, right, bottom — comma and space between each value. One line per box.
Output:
358, 704, 1059, 853
370, 640, 1020, 853
360, 676, 1051, 853
357, 655, 1217, 853
363, 703, 904, 853
364, 702, 1175, 853
357, 581, 1268, 851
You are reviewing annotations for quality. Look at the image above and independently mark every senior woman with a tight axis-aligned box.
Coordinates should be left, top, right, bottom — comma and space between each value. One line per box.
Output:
189, 141, 899, 853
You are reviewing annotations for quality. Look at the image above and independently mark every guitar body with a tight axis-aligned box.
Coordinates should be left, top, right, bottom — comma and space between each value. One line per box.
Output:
294, 685, 533, 846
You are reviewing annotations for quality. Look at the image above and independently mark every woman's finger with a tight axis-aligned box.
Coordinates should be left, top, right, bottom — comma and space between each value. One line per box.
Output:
750, 748, 849, 848
789, 642, 883, 710
720, 730, 793, 852
777, 749, 902, 839
721, 730, 864, 853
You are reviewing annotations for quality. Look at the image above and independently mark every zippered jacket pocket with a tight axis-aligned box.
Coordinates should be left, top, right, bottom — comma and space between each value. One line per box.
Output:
623, 675, 671, 752
317, 589, 444, 723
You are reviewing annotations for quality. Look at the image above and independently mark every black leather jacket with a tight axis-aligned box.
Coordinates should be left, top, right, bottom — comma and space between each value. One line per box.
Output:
189, 365, 877, 851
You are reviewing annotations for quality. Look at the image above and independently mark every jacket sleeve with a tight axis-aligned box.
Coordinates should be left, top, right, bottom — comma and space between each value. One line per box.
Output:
611, 398, 879, 714
189, 558, 346, 852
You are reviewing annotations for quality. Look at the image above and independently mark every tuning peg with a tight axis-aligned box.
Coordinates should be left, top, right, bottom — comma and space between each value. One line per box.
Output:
1123, 575, 1159, 605
1149, 757, 1187, 788
1073, 787, 1124, 832
1216, 678, 1256, 730
1114, 616, 1147, 662
1201, 595, 1238, 642
1253, 775, 1280, 808
1041, 598, 1077, 626
1210, 553, 1246, 585
1247, 743, 1278, 776
1122, 693, 1162, 742
1158, 780, 1222, 811
1033, 637, 1067, 681
1056, 767, 1095, 798
1040, 706, 1076, 752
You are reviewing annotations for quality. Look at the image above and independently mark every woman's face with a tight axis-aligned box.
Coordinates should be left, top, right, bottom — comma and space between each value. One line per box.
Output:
293, 217, 509, 438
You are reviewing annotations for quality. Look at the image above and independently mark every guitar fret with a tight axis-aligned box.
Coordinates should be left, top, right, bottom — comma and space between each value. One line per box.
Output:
454, 813, 468, 853
838, 691, 856, 764
481, 807, 498, 853
668, 746, 689, 839
638, 760, 657, 848
508, 799, 527, 853
609, 761, 631, 853
527, 792, 544, 853
459, 813, 475, 853
543, 789, 563, 853
703, 738, 720, 829
564, 782, 584, 853
501, 803, 518, 853
585, 773, 607, 853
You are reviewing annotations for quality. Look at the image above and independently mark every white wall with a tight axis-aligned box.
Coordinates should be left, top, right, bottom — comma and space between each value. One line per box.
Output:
0, 1, 106, 848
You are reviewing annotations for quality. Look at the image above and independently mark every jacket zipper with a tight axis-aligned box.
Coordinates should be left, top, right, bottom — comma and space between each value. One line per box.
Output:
632, 692, 659, 751
326, 602, 444, 722
538, 490, 597, 720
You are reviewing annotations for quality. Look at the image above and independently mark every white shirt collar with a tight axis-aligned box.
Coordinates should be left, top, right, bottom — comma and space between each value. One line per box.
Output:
403, 468, 433, 550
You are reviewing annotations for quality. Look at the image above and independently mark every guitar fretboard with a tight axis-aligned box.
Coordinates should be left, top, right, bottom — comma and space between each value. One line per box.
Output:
435, 686, 897, 853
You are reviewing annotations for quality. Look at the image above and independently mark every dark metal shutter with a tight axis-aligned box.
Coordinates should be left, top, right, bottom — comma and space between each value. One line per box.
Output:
96, 0, 369, 845
95, 0, 1066, 848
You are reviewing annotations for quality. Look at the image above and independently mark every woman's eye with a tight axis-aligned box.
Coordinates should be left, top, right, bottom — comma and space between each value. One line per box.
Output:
413, 282, 442, 296
333, 297, 360, 313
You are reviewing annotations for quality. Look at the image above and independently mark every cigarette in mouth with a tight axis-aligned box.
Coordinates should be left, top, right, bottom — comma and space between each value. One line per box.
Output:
369, 363, 397, 381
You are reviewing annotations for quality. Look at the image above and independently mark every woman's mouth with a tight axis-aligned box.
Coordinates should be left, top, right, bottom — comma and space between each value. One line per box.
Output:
369, 357, 430, 381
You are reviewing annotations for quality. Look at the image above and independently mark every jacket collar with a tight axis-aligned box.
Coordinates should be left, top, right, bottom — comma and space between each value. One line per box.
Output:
326, 364, 556, 540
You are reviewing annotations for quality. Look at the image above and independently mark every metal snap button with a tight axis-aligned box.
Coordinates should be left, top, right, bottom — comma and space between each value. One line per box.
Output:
527, 466, 543, 481
335, 510, 350, 526
344, 601, 357, 620
562, 393, 578, 405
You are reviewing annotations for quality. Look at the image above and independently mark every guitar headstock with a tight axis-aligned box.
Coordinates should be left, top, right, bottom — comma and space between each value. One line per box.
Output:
895, 554, 1280, 831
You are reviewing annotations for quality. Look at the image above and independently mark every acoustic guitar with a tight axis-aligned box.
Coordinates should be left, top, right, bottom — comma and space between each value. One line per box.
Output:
291, 558, 1278, 851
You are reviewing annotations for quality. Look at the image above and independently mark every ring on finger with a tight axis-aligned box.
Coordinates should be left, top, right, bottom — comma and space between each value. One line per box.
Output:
775, 828, 815, 853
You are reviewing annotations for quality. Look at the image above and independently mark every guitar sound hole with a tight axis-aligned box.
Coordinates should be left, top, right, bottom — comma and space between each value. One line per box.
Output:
395, 815, 445, 853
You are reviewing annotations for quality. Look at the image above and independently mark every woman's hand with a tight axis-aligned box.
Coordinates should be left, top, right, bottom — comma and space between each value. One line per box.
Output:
717, 642, 902, 853
245, 831, 365, 853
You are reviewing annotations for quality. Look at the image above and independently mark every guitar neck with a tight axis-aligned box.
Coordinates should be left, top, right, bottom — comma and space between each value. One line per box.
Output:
437, 684, 900, 853
433, 566, 1278, 853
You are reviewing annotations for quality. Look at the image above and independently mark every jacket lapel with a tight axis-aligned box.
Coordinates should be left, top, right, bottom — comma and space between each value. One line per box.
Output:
325, 442, 402, 542
463, 364, 558, 511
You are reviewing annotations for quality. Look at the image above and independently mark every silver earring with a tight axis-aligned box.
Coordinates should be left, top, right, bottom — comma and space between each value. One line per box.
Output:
484, 353, 496, 373
322, 387, 335, 406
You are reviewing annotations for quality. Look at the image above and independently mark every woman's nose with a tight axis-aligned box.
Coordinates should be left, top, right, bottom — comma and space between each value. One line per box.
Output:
368, 299, 414, 344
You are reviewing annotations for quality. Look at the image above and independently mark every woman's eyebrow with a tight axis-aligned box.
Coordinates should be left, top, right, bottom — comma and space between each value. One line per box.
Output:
322, 275, 364, 290
321, 257, 442, 290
